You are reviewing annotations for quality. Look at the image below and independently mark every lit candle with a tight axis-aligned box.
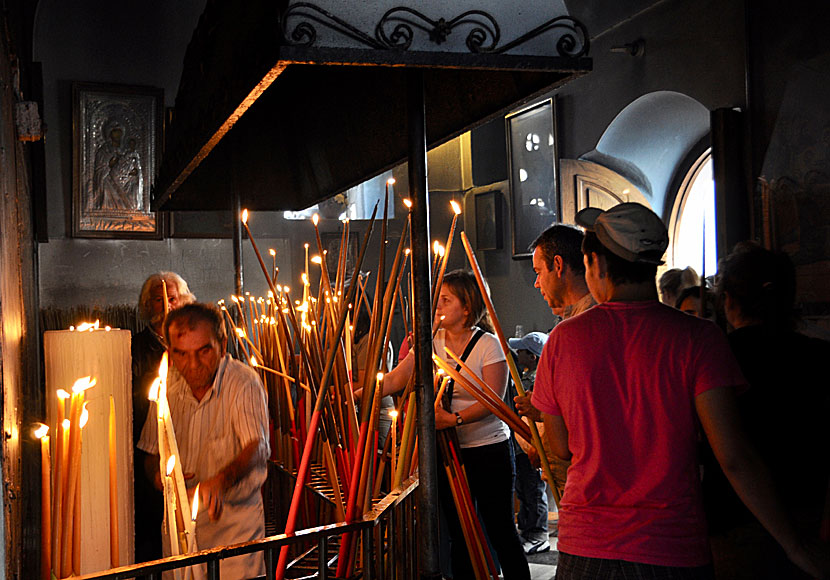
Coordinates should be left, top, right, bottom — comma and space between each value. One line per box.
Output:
388, 410, 398, 486
73, 401, 90, 576
191, 483, 200, 523
432, 200, 462, 315
35, 424, 51, 580
108, 395, 119, 568
61, 377, 94, 578
52, 389, 68, 575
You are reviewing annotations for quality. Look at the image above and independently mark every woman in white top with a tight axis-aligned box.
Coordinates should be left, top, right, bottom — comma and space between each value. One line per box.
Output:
381, 270, 530, 580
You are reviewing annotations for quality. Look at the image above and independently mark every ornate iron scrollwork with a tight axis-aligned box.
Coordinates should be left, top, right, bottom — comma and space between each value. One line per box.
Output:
375, 8, 500, 53
280, 3, 589, 58
281, 2, 384, 49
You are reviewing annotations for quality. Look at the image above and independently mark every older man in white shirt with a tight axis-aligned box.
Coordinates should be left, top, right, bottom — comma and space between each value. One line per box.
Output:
139, 302, 269, 580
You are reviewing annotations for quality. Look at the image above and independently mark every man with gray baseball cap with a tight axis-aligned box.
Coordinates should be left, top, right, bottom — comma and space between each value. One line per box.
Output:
530, 202, 826, 578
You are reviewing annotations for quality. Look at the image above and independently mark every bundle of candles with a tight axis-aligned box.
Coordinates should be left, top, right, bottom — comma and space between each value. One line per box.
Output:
148, 352, 199, 580
236, 186, 549, 580
35, 375, 116, 580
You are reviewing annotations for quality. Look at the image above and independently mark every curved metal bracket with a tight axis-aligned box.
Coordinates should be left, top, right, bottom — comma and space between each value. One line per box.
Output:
280, 4, 589, 58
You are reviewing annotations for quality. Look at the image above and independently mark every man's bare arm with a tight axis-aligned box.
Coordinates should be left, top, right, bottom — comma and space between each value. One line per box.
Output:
199, 440, 266, 521
543, 412, 571, 460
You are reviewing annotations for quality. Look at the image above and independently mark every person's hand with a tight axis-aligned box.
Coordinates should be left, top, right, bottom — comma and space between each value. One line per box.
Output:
527, 447, 541, 470
514, 393, 542, 422
434, 407, 456, 430
199, 473, 227, 521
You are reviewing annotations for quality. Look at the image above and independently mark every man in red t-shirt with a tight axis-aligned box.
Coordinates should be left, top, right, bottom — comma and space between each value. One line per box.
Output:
531, 202, 827, 579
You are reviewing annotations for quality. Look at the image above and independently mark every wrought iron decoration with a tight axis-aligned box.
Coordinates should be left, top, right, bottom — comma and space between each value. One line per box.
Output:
281, 3, 589, 57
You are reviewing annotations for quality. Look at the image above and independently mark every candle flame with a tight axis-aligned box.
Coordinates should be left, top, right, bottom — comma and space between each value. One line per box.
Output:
166, 455, 176, 477
250, 356, 258, 367
450, 200, 462, 215
304, 243, 309, 249
312, 213, 319, 226
311, 255, 322, 265
438, 245, 445, 258
231, 295, 239, 303
389, 410, 398, 419
269, 248, 276, 257
71, 376, 96, 394
433, 240, 441, 255
75, 320, 100, 332
405, 248, 411, 255
403, 198, 412, 208
62, 419, 70, 430
79, 402, 90, 428
241, 209, 249, 224
191, 484, 200, 521
159, 352, 169, 381
33, 423, 49, 439
235, 327, 245, 338
57, 389, 70, 400
148, 377, 161, 402
376, 372, 384, 381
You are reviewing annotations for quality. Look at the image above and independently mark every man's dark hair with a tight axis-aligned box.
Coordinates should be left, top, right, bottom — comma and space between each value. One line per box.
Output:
715, 241, 795, 328
529, 224, 585, 274
582, 231, 658, 284
164, 302, 227, 346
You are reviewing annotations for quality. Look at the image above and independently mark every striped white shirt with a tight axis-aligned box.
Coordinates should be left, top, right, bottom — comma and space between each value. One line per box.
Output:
138, 353, 269, 504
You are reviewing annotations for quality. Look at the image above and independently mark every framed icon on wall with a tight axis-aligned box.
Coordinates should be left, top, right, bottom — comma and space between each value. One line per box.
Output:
72, 82, 164, 238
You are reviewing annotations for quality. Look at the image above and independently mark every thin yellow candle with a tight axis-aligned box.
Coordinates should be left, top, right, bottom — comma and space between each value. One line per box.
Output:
393, 391, 417, 488
35, 424, 51, 580
52, 389, 68, 576
304, 243, 310, 305
432, 200, 462, 316
434, 374, 451, 411
189, 483, 200, 553
162, 279, 169, 316
73, 401, 90, 576
108, 395, 119, 568
61, 377, 94, 578
389, 410, 398, 487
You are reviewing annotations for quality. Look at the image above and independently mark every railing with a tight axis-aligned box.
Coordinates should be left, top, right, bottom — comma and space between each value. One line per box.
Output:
75, 476, 419, 580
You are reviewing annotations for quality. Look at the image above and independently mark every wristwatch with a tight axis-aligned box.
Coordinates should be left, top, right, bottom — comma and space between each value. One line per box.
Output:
455, 412, 463, 426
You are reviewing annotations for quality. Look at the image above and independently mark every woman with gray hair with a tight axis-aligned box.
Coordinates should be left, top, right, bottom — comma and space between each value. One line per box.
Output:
132, 271, 194, 569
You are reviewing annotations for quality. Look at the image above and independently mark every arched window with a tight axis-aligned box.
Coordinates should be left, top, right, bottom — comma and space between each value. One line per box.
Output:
667, 150, 718, 277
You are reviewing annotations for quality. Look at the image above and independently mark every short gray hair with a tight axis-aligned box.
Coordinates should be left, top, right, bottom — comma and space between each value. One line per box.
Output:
138, 272, 195, 321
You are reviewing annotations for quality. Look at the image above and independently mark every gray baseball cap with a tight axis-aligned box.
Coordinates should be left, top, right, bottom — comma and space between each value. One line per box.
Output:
575, 202, 668, 265
508, 331, 548, 357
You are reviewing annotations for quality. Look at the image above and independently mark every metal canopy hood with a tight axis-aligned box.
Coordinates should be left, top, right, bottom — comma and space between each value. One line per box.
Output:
152, 2, 592, 212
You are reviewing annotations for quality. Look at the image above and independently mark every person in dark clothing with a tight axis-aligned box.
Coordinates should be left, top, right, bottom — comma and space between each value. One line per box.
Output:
132, 272, 194, 566
707, 241, 830, 579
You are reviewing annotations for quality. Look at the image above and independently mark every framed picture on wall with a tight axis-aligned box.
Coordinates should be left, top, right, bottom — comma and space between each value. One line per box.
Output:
72, 82, 164, 238
505, 97, 559, 258
474, 190, 503, 250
